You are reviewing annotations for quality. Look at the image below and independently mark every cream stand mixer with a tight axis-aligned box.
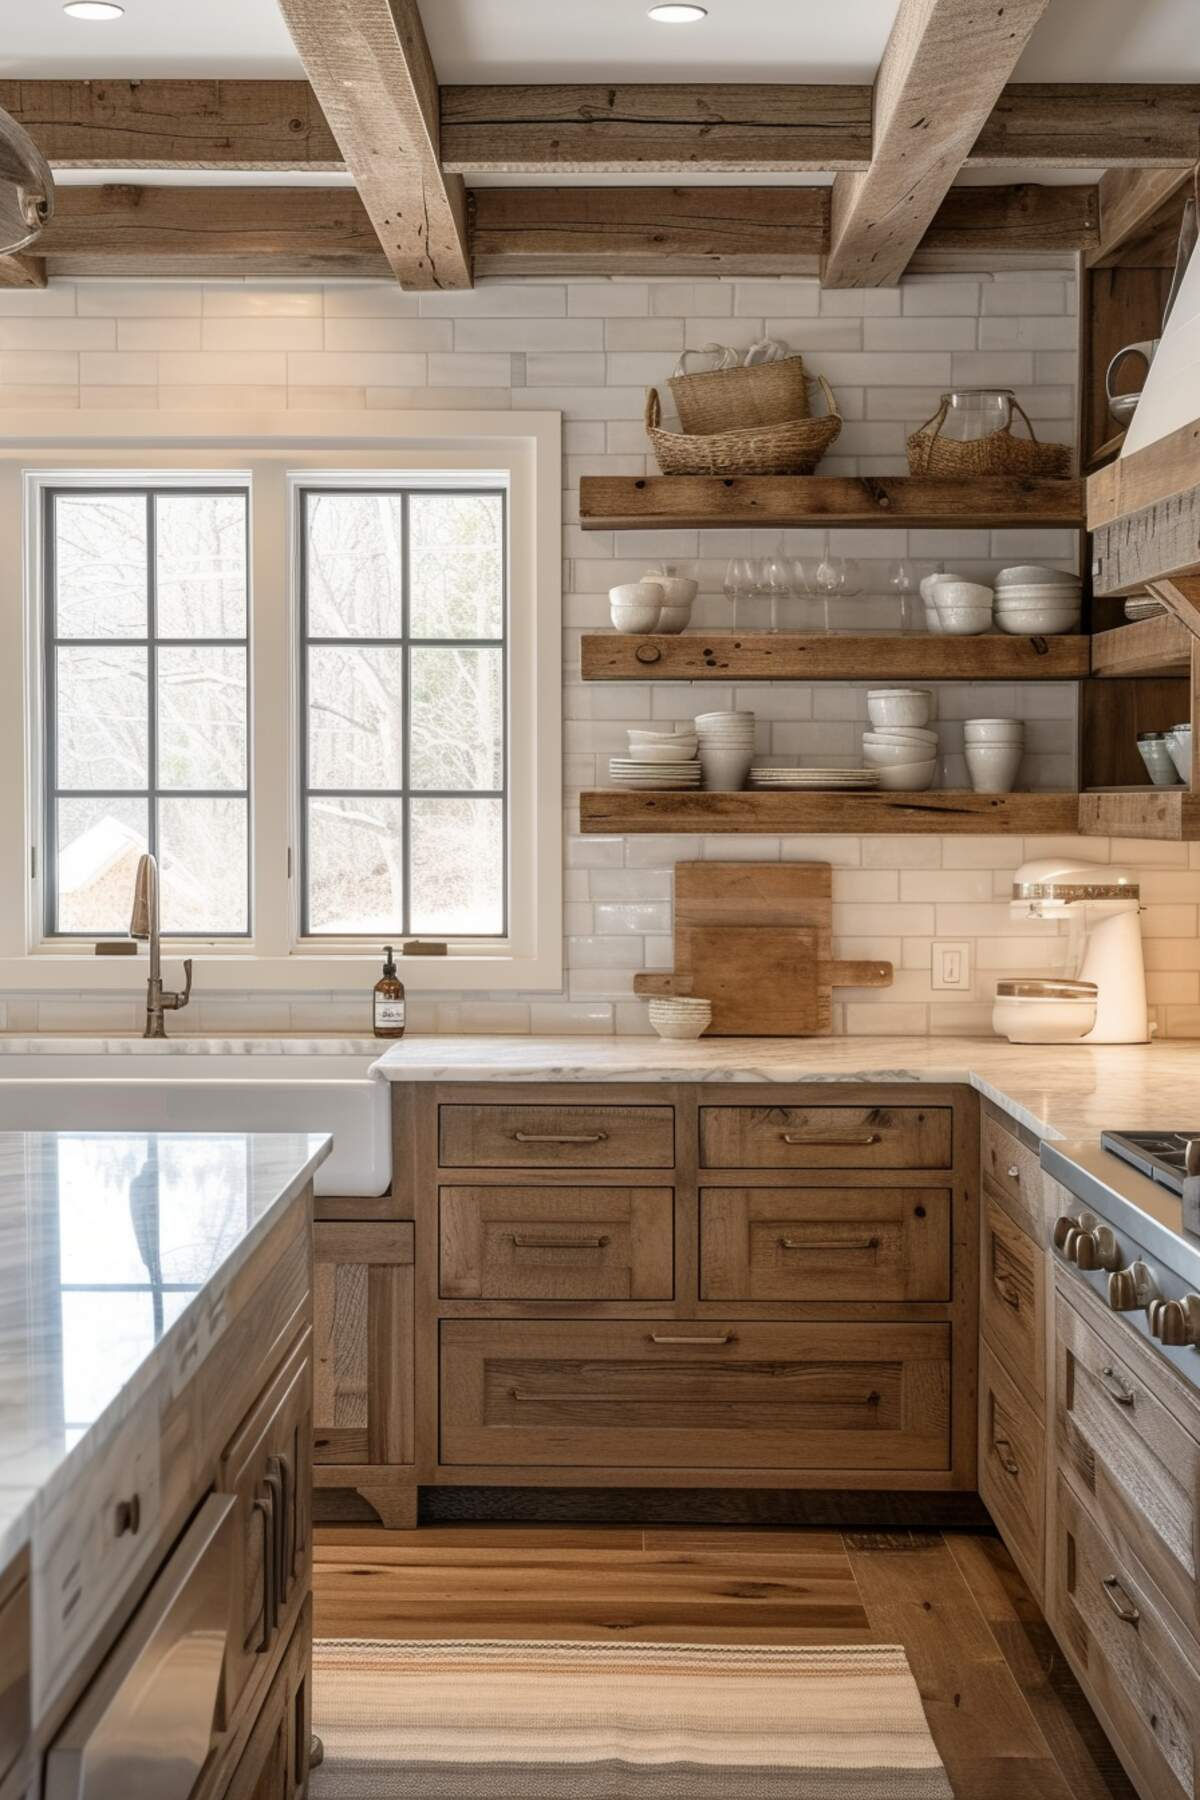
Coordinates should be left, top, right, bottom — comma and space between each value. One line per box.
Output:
995, 858, 1149, 1044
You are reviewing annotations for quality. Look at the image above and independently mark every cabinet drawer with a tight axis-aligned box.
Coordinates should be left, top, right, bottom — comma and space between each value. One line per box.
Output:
440, 1187, 674, 1300
218, 1331, 311, 1728
1056, 1474, 1200, 1800
979, 1340, 1044, 1600
699, 1187, 950, 1302
699, 1104, 952, 1170
439, 1104, 674, 1169
0, 1556, 28, 1794
981, 1195, 1045, 1403
1057, 1287, 1200, 1646
982, 1114, 1043, 1238
440, 1319, 950, 1471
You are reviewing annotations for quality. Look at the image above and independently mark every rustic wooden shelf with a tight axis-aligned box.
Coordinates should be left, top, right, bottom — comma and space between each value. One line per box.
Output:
1084, 430, 1126, 474
579, 473, 1085, 532
1090, 613, 1193, 678
1078, 788, 1200, 841
580, 789, 1082, 836
583, 631, 1089, 682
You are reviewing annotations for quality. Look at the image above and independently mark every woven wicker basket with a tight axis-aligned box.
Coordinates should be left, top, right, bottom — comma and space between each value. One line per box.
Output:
669, 344, 810, 434
646, 380, 840, 477
907, 395, 1072, 479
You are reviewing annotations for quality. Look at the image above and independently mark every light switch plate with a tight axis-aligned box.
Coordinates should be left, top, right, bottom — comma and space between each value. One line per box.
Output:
932, 941, 971, 991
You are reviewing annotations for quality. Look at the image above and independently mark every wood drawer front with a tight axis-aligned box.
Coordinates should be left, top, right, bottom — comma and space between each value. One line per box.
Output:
1056, 1475, 1200, 1800
313, 1223, 413, 1468
440, 1186, 674, 1300
981, 1195, 1045, 1403
439, 1104, 674, 1169
699, 1187, 951, 1302
979, 1340, 1044, 1600
218, 1331, 312, 1728
982, 1114, 1043, 1237
0, 1559, 28, 1794
440, 1319, 951, 1471
1056, 1289, 1200, 1645
699, 1104, 952, 1170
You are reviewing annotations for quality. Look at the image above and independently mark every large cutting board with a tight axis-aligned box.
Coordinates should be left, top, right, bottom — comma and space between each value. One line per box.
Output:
632, 861, 892, 1036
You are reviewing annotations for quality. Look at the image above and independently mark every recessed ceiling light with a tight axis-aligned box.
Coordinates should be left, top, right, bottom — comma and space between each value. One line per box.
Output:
63, 1, 124, 18
648, 4, 708, 20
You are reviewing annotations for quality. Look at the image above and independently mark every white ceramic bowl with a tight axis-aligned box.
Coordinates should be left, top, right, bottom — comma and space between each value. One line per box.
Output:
994, 612, 1080, 637
994, 565, 1079, 589
995, 584, 1081, 600
696, 710, 753, 724
965, 742, 1022, 793
866, 690, 932, 729
864, 726, 938, 746
932, 579, 993, 608
874, 760, 937, 791
625, 743, 700, 764
862, 740, 939, 768
933, 607, 992, 637
992, 992, 1096, 1044
699, 747, 754, 791
648, 996, 712, 1040
645, 573, 698, 608
1167, 725, 1193, 782
655, 603, 693, 634
611, 582, 663, 633
964, 724, 1022, 745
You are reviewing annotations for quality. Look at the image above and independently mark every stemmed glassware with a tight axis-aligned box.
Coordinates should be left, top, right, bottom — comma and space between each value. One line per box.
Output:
888, 558, 920, 634
811, 534, 862, 633
722, 556, 757, 627
758, 537, 791, 633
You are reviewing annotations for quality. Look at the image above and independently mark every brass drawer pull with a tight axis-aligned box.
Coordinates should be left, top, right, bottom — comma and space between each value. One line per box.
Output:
511, 1233, 610, 1250
513, 1130, 608, 1144
779, 1236, 880, 1251
993, 1275, 1022, 1310
1100, 1364, 1135, 1407
649, 1332, 733, 1345
780, 1132, 880, 1146
991, 1436, 1020, 1477
1102, 1575, 1141, 1625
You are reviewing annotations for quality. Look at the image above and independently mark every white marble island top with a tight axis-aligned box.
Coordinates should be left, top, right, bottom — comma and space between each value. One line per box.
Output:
0, 1129, 330, 1571
369, 1034, 1200, 1144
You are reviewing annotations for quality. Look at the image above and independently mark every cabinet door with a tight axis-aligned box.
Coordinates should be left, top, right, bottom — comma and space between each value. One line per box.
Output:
218, 1333, 312, 1727
222, 1606, 310, 1800
313, 1223, 414, 1467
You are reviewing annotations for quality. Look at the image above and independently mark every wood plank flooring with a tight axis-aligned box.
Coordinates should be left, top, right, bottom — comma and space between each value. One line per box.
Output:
313, 1523, 1135, 1800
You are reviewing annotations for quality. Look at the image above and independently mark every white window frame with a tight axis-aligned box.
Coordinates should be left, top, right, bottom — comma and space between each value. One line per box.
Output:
0, 409, 562, 992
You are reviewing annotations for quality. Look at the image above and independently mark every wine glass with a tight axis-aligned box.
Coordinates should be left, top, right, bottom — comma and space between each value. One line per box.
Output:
723, 556, 757, 628
759, 539, 791, 633
888, 558, 919, 634
814, 536, 843, 634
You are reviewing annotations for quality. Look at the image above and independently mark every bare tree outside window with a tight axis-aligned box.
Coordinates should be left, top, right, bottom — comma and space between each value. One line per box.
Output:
45, 488, 250, 937
300, 488, 506, 938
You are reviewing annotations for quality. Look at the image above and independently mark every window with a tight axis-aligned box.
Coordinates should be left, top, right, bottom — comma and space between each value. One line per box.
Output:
43, 485, 250, 937
299, 486, 507, 938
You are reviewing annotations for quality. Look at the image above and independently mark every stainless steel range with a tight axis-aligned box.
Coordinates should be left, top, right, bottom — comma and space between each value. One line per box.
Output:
1041, 1131, 1200, 1390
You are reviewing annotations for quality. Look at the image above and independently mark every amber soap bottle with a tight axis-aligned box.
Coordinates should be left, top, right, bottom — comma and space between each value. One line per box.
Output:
373, 945, 406, 1038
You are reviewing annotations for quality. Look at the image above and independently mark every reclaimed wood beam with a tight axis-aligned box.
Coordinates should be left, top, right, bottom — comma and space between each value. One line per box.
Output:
0, 78, 342, 169
970, 84, 1200, 169
918, 182, 1099, 257
34, 183, 389, 278
1092, 485, 1200, 596
1087, 166, 1193, 268
1089, 416, 1200, 529
823, 0, 1052, 288
582, 632, 1088, 682
580, 788, 1082, 835
471, 185, 827, 277
274, 0, 470, 289
0, 253, 46, 289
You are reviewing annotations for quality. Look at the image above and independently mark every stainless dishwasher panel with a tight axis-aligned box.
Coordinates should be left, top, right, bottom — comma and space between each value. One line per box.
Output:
44, 1493, 235, 1800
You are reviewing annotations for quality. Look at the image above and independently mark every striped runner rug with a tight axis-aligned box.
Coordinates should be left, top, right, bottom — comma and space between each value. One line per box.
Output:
310, 1638, 953, 1797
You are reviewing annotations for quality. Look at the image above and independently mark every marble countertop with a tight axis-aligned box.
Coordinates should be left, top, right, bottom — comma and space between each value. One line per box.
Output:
0, 1129, 330, 1571
0, 1035, 377, 1056
369, 1034, 1200, 1144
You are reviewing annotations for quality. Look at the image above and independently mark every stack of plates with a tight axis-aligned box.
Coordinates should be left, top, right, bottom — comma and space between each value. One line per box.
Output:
1125, 594, 1168, 622
748, 765, 880, 790
609, 757, 702, 789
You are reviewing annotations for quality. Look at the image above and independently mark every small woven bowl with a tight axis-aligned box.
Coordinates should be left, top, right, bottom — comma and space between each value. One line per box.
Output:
648, 997, 713, 1040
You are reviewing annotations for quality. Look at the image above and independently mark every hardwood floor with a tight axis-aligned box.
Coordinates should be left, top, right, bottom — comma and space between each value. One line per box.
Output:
313, 1523, 1135, 1800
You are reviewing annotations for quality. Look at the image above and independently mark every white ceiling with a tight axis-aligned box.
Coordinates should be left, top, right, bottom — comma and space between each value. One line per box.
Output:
3, 0, 1198, 82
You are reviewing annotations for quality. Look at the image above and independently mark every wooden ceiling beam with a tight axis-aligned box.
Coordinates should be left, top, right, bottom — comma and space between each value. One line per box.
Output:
274, 0, 470, 289
823, 0, 1053, 289
0, 78, 342, 169
33, 183, 389, 278
970, 84, 1200, 169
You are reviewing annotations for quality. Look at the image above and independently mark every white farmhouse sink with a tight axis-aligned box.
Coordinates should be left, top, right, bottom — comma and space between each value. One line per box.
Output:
0, 1039, 390, 1196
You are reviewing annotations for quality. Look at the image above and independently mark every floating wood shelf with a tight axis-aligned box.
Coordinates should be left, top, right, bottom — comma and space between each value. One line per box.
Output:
580, 789, 1081, 836
1090, 614, 1194, 678
582, 631, 1089, 683
1084, 430, 1126, 474
579, 473, 1085, 532
1078, 788, 1200, 841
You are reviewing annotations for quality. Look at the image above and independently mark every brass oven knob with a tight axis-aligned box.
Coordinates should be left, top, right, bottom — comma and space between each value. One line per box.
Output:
1108, 1261, 1159, 1312
1076, 1224, 1122, 1273
1148, 1294, 1200, 1348
1052, 1215, 1075, 1251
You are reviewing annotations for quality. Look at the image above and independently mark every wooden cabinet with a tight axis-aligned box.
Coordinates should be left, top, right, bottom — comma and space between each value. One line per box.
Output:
219, 1333, 312, 1726
979, 1340, 1045, 1600
699, 1103, 952, 1169
222, 1604, 310, 1800
700, 1186, 951, 1302
981, 1114, 1044, 1239
440, 1186, 674, 1300
439, 1103, 675, 1169
440, 1317, 951, 1472
981, 1193, 1046, 1403
0, 1551, 29, 1797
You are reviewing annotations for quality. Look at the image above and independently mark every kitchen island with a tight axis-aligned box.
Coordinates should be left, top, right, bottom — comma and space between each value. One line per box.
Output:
0, 1128, 329, 1800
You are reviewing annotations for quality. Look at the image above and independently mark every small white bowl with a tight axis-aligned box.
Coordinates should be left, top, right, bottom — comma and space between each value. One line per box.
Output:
864, 727, 938, 746
994, 565, 1079, 589
933, 608, 992, 637
994, 612, 1079, 637
648, 996, 712, 1040
874, 760, 937, 791
965, 742, 1022, 793
655, 603, 694, 634
866, 690, 932, 729
992, 992, 1096, 1044
863, 740, 938, 767
645, 573, 698, 609
932, 579, 993, 608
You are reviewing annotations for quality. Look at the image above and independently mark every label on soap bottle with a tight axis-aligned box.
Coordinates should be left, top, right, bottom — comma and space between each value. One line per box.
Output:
375, 998, 406, 1029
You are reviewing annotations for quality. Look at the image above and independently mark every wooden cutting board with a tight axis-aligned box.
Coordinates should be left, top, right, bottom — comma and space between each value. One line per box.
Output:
632, 861, 892, 1036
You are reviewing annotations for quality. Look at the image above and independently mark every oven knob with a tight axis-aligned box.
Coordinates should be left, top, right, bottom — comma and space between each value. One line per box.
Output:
1052, 1215, 1075, 1251
1076, 1224, 1122, 1273
1062, 1227, 1082, 1263
1108, 1262, 1160, 1312
1148, 1294, 1200, 1347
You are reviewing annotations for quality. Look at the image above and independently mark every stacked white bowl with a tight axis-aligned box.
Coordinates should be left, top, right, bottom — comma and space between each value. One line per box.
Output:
862, 689, 937, 791
925, 577, 993, 636
964, 718, 1023, 793
614, 725, 701, 789
993, 565, 1081, 636
647, 996, 712, 1040
694, 710, 756, 791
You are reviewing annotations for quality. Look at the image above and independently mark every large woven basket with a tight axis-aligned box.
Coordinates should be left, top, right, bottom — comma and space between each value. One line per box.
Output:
907, 395, 1072, 479
646, 380, 840, 477
669, 344, 810, 434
